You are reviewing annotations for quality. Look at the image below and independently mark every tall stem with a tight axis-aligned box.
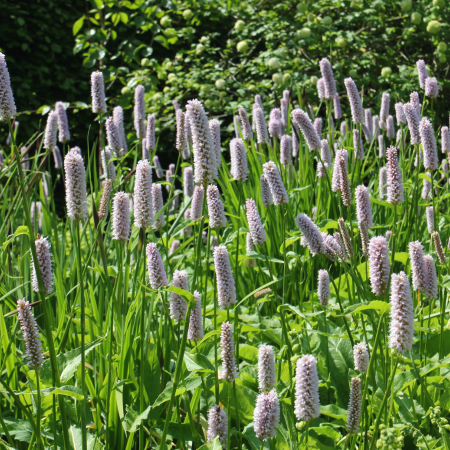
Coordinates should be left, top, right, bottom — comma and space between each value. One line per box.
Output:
139, 230, 147, 450
233, 182, 242, 444
8, 119, 71, 449
36, 372, 42, 450
75, 223, 87, 450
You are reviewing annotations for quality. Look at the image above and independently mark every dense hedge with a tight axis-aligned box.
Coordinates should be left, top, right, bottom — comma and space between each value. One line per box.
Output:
1, 0, 449, 159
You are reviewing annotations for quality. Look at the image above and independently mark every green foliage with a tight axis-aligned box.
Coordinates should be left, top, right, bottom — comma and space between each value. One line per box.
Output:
2, 0, 450, 159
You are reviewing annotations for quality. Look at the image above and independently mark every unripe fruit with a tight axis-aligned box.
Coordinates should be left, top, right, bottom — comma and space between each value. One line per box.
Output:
336, 37, 347, 47
196, 44, 204, 54
310, 75, 318, 85
297, 3, 307, 13
163, 86, 170, 93
272, 73, 283, 85
141, 58, 150, 66
427, 20, 441, 34
215, 79, 226, 90
307, 13, 315, 22
349, 69, 357, 78
401, 0, 412, 11
438, 42, 447, 52
121, 86, 131, 96
433, 0, 444, 7
411, 12, 422, 24
294, 57, 301, 65
160, 16, 172, 28
322, 16, 332, 25
279, 47, 289, 58
248, 84, 255, 91
381, 67, 392, 77
165, 61, 174, 71
200, 36, 209, 43
205, 99, 213, 108
299, 27, 311, 38
152, 93, 162, 101
268, 57, 280, 69
235, 20, 245, 31
183, 9, 194, 20
237, 40, 249, 53
200, 84, 211, 93
283, 73, 291, 83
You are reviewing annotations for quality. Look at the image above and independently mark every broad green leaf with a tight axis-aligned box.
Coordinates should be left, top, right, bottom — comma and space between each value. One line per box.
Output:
164, 286, 195, 308
0, 417, 32, 442
123, 405, 152, 433
40, 336, 104, 385
69, 425, 104, 450
40, 385, 84, 400
3, 226, 29, 249
153, 376, 202, 407
320, 404, 348, 420
238, 345, 259, 364
184, 352, 215, 372
394, 252, 409, 265
328, 338, 352, 408
196, 437, 222, 450
73, 16, 85, 35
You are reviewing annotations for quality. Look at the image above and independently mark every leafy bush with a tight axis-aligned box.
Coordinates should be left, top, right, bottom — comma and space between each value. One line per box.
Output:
2, 0, 449, 157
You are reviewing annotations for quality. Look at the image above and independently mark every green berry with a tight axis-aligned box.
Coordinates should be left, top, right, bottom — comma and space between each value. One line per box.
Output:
438, 42, 447, 52
433, 0, 445, 6
163, 86, 170, 93
411, 12, 422, 24
268, 57, 281, 69
310, 75, 318, 85
322, 16, 332, 25
299, 27, 311, 38
160, 16, 171, 28
121, 86, 131, 96
248, 84, 255, 91
272, 73, 283, 85
427, 20, 441, 34
141, 58, 150, 67
336, 37, 347, 47
279, 47, 289, 58
183, 9, 193, 20
401, 0, 412, 11
297, 3, 307, 13
307, 13, 315, 22
237, 40, 248, 53
381, 67, 392, 77
234, 20, 245, 31
283, 73, 291, 83
349, 69, 357, 78
294, 57, 302, 65
215, 79, 226, 90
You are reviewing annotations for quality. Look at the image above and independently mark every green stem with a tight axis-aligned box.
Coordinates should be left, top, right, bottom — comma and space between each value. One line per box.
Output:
139, 230, 146, 450
158, 303, 193, 448
75, 223, 87, 450
8, 119, 71, 450
369, 353, 399, 450
36, 372, 42, 450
